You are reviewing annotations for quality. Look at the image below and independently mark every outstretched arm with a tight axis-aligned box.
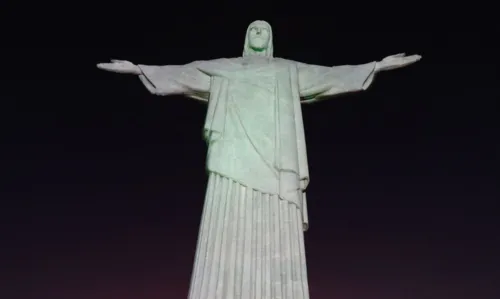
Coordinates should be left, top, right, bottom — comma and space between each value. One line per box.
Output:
97, 59, 211, 102
298, 53, 421, 104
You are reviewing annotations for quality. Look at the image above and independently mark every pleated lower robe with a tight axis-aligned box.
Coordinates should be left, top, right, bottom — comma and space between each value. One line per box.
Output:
188, 172, 310, 299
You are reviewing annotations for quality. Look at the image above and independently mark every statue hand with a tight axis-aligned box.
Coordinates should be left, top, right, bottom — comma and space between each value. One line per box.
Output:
375, 53, 422, 72
97, 59, 141, 74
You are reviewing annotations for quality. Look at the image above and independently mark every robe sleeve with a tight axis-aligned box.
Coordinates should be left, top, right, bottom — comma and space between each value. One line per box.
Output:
137, 61, 211, 102
297, 61, 377, 103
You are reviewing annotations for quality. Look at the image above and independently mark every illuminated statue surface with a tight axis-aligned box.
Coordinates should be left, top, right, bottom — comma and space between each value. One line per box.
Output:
98, 20, 421, 299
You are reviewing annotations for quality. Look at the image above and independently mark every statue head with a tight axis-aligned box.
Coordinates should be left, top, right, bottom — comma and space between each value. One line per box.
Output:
243, 20, 273, 57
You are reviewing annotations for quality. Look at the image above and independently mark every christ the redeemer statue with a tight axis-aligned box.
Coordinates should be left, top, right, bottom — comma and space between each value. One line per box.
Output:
97, 20, 421, 299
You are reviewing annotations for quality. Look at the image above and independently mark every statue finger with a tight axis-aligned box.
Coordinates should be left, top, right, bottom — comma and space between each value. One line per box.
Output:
411, 54, 422, 61
97, 63, 125, 72
405, 55, 421, 63
97, 63, 113, 69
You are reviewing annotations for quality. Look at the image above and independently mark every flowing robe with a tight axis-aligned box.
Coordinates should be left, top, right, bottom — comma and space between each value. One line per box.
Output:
138, 57, 376, 228
138, 57, 376, 299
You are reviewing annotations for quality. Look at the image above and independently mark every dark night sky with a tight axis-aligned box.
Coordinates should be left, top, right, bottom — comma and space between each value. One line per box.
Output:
1, 4, 499, 299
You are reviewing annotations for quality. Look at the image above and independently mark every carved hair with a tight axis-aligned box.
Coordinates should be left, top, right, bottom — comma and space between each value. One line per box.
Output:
243, 20, 274, 57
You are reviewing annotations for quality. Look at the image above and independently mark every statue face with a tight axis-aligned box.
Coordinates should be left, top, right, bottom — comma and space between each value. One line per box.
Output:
248, 24, 270, 52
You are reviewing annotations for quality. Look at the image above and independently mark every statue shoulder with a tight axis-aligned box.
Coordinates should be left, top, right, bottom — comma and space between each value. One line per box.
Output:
190, 57, 243, 67
187, 57, 247, 75
274, 57, 296, 65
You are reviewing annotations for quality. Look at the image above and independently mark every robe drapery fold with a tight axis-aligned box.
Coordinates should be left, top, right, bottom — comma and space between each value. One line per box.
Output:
187, 172, 310, 299
297, 61, 376, 102
138, 62, 211, 102
138, 58, 377, 230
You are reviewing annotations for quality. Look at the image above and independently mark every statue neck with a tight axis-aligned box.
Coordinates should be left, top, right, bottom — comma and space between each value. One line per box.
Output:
244, 47, 272, 58
249, 49, 267, 56
242, 55, 272, 65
